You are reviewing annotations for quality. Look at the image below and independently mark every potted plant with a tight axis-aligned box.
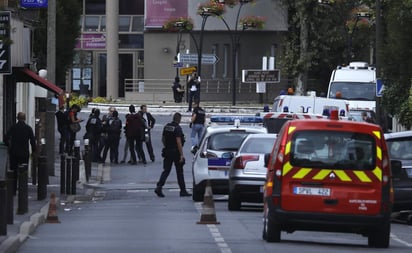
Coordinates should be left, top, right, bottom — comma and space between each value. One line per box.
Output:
163, 17, 194, 32
197, 1, 226, 16
239, 16, 266, 29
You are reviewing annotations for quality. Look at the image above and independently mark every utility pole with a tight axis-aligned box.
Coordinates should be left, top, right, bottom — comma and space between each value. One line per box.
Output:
46, 0, 56, 176
375, 0, 382, 126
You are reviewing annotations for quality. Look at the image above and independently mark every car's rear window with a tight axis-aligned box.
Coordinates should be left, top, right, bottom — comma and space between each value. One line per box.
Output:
208, 132, 250, 151
290, 130, 376, 170
386, 137, 412, 160
240, 137, 276, 153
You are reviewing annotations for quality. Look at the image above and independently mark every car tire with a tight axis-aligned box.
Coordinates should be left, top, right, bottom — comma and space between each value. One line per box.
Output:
367, 222, 390, 248
263, 205, 281, 242
228, 190, 241, 211
192, 182, 204, 202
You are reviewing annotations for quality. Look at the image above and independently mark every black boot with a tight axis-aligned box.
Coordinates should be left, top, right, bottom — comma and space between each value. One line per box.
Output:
154, 187, 165, 197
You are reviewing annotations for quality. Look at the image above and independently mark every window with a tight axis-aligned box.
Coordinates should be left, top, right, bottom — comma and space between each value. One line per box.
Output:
119, 16, 131, 32
290, 130, 375, 170
84, 16, 100, 31
223, 44, 229, 78
208, 132, 249, 151
212, 44, 218, 79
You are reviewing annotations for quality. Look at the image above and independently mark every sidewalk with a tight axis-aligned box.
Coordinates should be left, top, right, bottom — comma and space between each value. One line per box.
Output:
0, 159, 99, 253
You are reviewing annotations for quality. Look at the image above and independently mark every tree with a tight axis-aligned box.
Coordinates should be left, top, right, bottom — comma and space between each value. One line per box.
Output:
278, 0, 374, 95
380, 0, 412, 129
33, 0, 82, 87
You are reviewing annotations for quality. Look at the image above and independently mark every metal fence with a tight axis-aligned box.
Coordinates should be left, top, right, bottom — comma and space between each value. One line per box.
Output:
124, 78, 298, 104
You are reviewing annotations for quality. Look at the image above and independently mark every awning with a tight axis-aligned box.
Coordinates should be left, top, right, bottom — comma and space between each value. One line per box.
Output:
12, 67, 64, 95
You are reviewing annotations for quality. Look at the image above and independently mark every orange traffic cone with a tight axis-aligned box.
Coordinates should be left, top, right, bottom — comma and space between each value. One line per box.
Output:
197, 180, 220, 225
46, 192, 60, 223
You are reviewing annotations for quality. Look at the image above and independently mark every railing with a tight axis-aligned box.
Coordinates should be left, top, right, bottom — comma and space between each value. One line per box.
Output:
123, 78, 320, 104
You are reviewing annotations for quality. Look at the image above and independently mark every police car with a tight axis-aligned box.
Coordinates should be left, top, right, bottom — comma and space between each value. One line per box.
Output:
262, 110, 393, 248
191, 116, 267, 201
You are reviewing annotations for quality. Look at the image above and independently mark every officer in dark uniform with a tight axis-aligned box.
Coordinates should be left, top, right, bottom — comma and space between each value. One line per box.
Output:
4, 112, 36, 195
155, 112, 191, 197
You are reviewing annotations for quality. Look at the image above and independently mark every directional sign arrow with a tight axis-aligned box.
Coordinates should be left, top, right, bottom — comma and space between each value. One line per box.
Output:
177, 53, 219, 65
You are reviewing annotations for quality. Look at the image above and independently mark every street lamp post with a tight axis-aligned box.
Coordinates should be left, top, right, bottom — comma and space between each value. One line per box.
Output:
215, 0, 256, 105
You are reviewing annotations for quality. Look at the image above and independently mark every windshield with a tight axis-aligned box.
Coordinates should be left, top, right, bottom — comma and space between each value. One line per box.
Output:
290, 130, 376, 170
329, 82, 376, 101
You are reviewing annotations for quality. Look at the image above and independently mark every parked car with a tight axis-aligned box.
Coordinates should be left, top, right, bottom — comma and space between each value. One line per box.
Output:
384, 131, 412, 211
191, 116, 267, 201
228, 133, 277, 210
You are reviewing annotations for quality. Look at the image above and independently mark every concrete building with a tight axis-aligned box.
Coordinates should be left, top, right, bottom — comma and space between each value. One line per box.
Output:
74, 0, 288, 104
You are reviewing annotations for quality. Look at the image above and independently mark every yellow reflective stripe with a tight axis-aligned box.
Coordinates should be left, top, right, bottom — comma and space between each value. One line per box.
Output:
293, 168, 312, 179
334, 170, 352, 181
288, 126, 296, 134
373, 166, 382, 181
353, 171, 372, 182
313, 169, 331, 180
376, 146, 382, 160
285, 141, 291, 155
283, 162, 293, 176
373, 130, 381, 140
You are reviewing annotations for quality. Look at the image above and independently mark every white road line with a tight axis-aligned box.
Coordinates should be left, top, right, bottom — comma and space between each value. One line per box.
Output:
391, 233, 412, 247
195, 203, 232, 253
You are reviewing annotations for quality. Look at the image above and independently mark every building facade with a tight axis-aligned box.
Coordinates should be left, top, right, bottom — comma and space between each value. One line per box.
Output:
74, 0, 288, 103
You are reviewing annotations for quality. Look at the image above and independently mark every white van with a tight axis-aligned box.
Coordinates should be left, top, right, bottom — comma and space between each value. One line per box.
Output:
272, 95, 350, 117
327, 62, 376, 111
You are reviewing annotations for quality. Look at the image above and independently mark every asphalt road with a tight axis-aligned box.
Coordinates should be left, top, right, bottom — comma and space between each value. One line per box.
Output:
14, 111, 412, 252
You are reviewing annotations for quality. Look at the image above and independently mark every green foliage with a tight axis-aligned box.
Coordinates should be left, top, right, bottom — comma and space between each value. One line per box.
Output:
380, 1, 412, 128
91, 97, 108, 103
278, 0, 374, 93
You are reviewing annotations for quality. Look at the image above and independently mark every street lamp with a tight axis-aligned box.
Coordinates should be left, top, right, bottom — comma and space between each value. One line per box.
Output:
212, 0, 261, 105
347, 12, 371, 62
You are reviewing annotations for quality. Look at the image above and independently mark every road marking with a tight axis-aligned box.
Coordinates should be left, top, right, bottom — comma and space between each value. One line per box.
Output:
391, 233, 412, 247
195, 203, 232, 253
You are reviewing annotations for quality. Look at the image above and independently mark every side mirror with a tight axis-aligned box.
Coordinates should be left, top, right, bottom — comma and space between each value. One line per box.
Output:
391, 160, 404, 177
264, 153, 271, 168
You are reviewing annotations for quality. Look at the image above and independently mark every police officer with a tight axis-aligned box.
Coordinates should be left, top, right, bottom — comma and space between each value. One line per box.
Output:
155, 112, 191, 197
190, 100, 205, 153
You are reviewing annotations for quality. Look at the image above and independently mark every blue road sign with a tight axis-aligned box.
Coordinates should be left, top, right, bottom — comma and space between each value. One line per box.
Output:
376, 78, 384, 97
21, 0, 48, 8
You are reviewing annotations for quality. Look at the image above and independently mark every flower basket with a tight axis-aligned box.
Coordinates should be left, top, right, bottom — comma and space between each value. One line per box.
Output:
212, 0, 256, 8
239, 16, 265, 29
163, 17, 194, 32
197, 1, 226, 16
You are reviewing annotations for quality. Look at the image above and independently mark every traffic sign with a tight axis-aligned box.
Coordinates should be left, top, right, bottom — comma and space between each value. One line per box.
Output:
180, 66, 197, 76
0, 11, 11, 74
242, 69, 280, 83
173, 62, 183, 68
376, 78, 384, 97
177, 53, 219, 65
21, 0, 48, 8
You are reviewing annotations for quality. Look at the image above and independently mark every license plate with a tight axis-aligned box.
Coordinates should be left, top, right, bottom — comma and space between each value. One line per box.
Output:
293, 186, 330, 196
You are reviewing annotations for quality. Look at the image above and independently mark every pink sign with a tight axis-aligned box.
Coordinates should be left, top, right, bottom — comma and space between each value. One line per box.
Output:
76, 34, 106, 49
146, 0, 188, 28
